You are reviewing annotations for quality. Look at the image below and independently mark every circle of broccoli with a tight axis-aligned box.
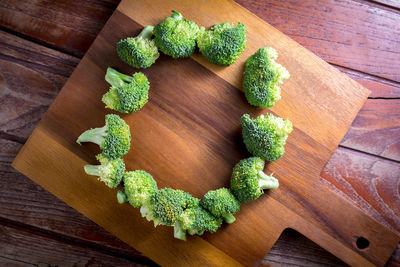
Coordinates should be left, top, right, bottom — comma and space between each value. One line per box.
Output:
154, 10, 200, 58
201, 188, 240, 224
197, 22, 247, 66
241, 113, 293, 162
102, 67, 150, 114
117, 25, 160, 69
230, 157, 279, 203
78, 9, 297, 241
243, 47, 290, 108
76, 114, 131, 160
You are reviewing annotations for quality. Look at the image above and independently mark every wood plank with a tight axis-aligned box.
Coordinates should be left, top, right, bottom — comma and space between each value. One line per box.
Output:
12, 4, 399, 266
237, 0, 400, 82
0, 0, 119, 57
370, 0, 400, 9
335, 66, 400, 99
341, 99, 400, 162
321, 147, 400, 235
0, 223, 150, 266
0, 30, 78, 140
264, 229, 347, 266
1, 0, 400, 84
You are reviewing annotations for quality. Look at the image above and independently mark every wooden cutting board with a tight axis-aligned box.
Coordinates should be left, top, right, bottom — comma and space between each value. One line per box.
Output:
12, 0, 399, 266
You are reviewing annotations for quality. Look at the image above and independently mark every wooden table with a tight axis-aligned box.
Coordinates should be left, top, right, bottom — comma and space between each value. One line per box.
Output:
0, 0, 399, 266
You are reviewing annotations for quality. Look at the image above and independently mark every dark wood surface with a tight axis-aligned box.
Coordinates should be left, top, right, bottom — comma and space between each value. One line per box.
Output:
1, 0, 399, 266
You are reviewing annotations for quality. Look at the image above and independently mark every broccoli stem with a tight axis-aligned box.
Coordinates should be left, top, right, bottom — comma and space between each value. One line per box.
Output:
171, 10, 183, 20
223, 213, 236, 224
84, 164, 101, 176
138, 25, 154, 40
140, 204, 153, 222
105, 67, 133, 88
173, 223, 187, 241
258, 171, 279, 190
117, 190, 128, 204
76, 126, 107, 145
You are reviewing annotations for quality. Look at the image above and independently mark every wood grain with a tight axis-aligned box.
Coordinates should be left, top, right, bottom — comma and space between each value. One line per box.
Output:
11, 3, 399, 266
370, 0, 400, 9
335, 65, 400, 98
237, 0, 400, 82
0, 222, 150, 267
1, 0, 400, 86
1, 0, 399, 266
341, 99, 400, 162
0, 0, 119, 57
321, 147, 400, 235
119, 0, 370, 152
0, 138, 352, 266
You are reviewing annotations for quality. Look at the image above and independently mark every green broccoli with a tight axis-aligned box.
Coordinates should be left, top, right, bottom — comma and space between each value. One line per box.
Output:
154, 10, 199, 58
230, 157, 279, 203
102, 67, 150, 114
84, 154, 125, 188
117, 170, 157, 208
76, 114, 131, 160
117, 25, 159, 69
139, 188, 199, 240
243, 47, 290, 108
241, 113, 292, 161
175, 205, 222, 240
201, 188, 240, 224
197, 22, 246, 66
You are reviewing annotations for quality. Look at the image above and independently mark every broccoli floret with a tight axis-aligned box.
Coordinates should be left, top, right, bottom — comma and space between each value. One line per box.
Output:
139, 188, 198, 240
154, 10, 199, 58
118, 170, 157, 208
201, 188, 240, 224
84, 154, 125, 188
175, 205, 222, 240
102, 67, 150, 114
76, 114, 131, 160
230, 157, 279, 203
243, 47, 290, 108
197, 22, 246, 66
117, 25, 159, 69
140, 188, 198, 226
241, 113, 292, 161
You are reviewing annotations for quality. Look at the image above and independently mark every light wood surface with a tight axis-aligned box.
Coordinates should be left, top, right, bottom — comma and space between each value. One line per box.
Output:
10, 0, 399, 266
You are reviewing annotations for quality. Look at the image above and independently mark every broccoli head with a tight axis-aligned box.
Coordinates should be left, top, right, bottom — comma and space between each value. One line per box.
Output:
241, 113, 292, 161
84, 154, 125, 188
154, 10, 199, 58
102, 67, 150, 114
140, 188, 198, 227
243, 47, 290, 108
230, 157, 279, 203
76, 114, 131, 160
201, 188, 240, 224
117, 25, 159, 69
175, 205, 222, 240
118, 170, 158, 208
197, 22, 246, 66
